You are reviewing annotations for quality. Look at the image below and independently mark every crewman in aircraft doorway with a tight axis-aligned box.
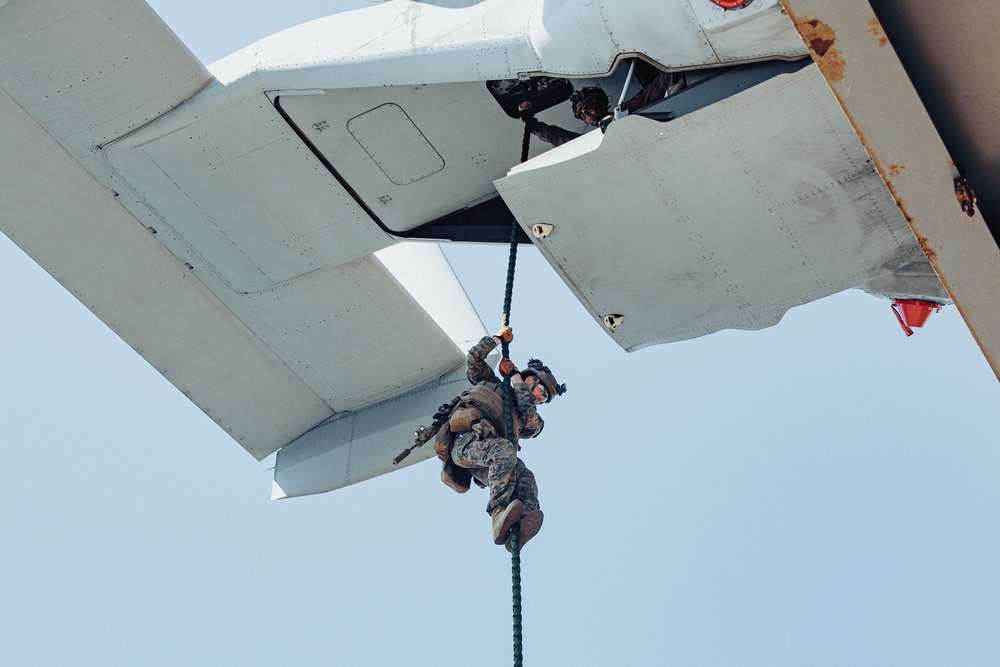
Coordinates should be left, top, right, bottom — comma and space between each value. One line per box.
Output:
519, 70, 686, 146
427, 327, 565, 549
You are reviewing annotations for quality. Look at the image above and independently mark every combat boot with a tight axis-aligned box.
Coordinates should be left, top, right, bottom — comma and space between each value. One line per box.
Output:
506, 509, 543, 552
492, 500, 525, 545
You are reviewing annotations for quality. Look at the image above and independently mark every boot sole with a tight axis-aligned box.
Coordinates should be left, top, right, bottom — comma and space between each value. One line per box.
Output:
493, 500, 525, 545
507, 509, 543, 552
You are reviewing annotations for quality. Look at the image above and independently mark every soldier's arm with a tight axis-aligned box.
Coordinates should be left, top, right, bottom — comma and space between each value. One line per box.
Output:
467, 335, 500, 384
529, 119, 581, 147
621, 71, 675, 113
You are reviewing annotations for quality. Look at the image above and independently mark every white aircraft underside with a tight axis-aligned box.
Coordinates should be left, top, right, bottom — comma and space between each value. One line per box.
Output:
1, 0, 989, 499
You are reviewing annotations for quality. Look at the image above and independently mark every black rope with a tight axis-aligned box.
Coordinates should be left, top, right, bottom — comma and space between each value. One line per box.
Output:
501, 221, 518, 450
510, 524, 523, 666
501, 117, 533, 667
500, 117, 532, 448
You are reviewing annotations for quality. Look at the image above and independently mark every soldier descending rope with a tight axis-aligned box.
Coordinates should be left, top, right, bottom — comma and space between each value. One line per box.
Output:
403, 326, 565, 548
389, 109, 560, 667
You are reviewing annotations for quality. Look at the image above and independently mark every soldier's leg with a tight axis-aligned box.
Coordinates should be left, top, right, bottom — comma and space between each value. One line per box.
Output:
504, 460, 543, 551
450, 433, 517, 513
512, 459, 539, 512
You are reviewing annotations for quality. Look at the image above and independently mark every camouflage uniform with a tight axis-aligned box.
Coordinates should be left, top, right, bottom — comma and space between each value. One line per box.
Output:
451, 335, 544, 515
620, 71, 684, 114
528, 71, 684, 147
527, 119, 581, 147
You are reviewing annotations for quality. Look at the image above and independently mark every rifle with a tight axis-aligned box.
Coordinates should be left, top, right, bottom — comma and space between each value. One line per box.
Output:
390, 396, 461, 466
391, 424, 436, 466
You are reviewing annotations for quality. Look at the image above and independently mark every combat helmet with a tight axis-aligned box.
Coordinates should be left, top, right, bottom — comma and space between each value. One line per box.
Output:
569, 86, 609, 120
522, 359, 566, 403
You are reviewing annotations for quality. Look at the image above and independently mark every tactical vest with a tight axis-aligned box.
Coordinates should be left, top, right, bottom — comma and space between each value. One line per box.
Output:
449, 381, 522, 441
433, 381, 526, 462
434, 381, 534, 494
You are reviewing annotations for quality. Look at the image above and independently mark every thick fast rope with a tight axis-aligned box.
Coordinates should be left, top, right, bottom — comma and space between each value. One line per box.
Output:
501, 118, 533, 667
509, 524, 523, 665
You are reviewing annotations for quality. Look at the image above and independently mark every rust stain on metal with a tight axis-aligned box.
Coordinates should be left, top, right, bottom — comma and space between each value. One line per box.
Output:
870, 158, 986, 377
829, 103, 920, 238
779, 3, 999, 382
804, 20, 834, 55
782, 5, 925, 250
914, 233, 938, 263
876, 171, 915, 222
880, 177, 914, 223
867, 18, 888, 47
792, 18, 846, 81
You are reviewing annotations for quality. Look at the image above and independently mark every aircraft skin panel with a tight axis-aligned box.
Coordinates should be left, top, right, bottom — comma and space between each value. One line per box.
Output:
532, 0, 805, 74
685, 1, 806, 64
99, 81, 468, 413
374, 242, 489, 353
277, 82, 528, 235
858, 247, 951, 305
496, 65, 916, 351
232, 255, 466, 412
102, 82, 390, 294
272, 366, 473, 499
209, 0, 807, 92
0, 87, 333, 460
0, 0, 210, 162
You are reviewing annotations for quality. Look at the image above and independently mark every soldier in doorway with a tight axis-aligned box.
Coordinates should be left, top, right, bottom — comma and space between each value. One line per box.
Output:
519, 70, 686, 146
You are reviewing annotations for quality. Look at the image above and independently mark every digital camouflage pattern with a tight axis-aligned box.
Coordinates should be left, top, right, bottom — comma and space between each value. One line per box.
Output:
527, 119, 581, 147
450, 431, 539, 514
465, 336, 543, 438
453, 335, 544, 513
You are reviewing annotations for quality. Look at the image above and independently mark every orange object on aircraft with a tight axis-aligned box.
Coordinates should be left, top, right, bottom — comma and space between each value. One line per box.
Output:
891, 299, 942, 336
710, 0, 752, 9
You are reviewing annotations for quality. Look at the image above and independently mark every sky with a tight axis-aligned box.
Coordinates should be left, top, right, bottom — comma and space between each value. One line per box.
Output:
3, 2, 1000, 666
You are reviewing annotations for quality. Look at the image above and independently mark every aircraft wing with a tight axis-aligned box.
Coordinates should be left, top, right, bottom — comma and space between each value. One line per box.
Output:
0, 0, 484, 474
4, 0, 997, 501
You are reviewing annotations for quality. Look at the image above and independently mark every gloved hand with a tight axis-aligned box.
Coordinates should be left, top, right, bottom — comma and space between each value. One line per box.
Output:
499, 358, 518, 378
517, 101, 534, 123
495, 326, 513, 344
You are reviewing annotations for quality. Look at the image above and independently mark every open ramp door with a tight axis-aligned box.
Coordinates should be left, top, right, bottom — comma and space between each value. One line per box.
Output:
495, 65, 921, 351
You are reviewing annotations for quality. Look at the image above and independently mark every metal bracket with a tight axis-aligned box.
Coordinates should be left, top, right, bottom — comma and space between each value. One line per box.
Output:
532, 223, 554, 239
954, 171, 977, 217
603, 314, 624, 330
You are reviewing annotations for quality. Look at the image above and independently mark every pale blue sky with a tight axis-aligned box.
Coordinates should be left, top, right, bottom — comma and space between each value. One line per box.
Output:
3, 2, 1000, 665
